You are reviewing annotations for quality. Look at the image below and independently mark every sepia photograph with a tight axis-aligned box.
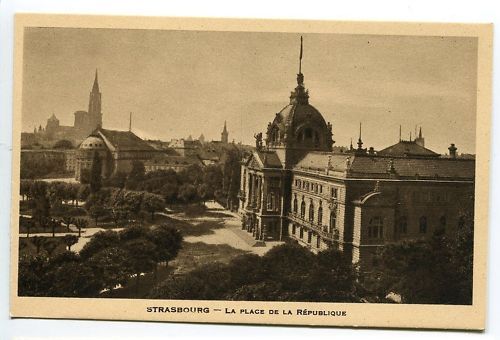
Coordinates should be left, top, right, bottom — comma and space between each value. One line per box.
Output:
9, 14, 492, 330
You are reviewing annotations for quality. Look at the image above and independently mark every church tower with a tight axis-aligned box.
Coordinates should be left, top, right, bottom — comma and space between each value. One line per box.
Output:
221, 121, 229, 143
88, 69, 102, 129
415, 126, 425, 147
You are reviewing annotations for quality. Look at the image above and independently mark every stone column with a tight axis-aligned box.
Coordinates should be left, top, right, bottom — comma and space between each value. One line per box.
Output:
245, 172, 253, 207
256, 176, 262, 210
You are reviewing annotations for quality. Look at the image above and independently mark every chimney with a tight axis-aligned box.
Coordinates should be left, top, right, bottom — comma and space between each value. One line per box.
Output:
448, 143, 457, 159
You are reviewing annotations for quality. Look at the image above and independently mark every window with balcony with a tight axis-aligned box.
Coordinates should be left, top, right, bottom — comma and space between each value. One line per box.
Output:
300, 200, 306, 219
318, 205, 323, 225
293, 197, 298, 214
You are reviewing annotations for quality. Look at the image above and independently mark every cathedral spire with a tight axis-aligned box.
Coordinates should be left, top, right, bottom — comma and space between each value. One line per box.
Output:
357, 122, 363, 149
92, 69, 99, 93
221, 120, 229, 143
88, 69, 102, 129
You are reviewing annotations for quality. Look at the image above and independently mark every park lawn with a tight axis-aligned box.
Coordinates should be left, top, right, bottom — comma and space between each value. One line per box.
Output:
19, 236, 69, 257
170, 241, 248, 275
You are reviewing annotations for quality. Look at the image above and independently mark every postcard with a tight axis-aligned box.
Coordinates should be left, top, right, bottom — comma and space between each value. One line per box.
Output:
10, 14, 492, 330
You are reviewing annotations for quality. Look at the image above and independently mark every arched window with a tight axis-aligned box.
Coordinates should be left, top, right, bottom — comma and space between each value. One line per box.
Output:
293, 197, 298, 214
318, 204, 323, 225
309, 201, 315, 222
329, 208, 337, 233
397, 216, 407, 234
368, 217, 384, 239
300, 200, 306, 219
419, 216, 427, 234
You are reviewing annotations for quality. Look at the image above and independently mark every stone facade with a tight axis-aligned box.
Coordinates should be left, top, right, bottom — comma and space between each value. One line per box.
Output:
238, 41, 475, 271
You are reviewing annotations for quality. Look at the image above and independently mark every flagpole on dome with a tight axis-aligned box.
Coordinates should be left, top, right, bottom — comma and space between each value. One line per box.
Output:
299, 35, 303, 74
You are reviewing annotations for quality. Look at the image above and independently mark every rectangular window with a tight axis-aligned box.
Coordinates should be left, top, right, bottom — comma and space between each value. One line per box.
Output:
331, 187, 338, 198
307, 231, 312, 244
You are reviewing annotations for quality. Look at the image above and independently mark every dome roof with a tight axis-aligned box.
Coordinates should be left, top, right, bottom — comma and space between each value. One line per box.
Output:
79, 135, 106, 150
265, 73, 333, 152
274, 102, 328, 134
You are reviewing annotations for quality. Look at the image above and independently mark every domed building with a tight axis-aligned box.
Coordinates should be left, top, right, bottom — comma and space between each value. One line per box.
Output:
238, 38, 475, 271
265, 71, 334, 166
75, 128, 156, 181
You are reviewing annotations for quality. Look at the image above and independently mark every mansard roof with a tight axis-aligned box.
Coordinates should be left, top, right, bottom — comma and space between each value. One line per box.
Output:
294, 152, 475, 181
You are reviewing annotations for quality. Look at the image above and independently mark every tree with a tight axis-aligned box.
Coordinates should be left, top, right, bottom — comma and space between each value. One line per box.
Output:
53, 139, 74, 149
141, 193, 166, 221
125, 161, 145, 190
23, 218, 35, 238
74, 218, 88, 237
20, 180, 34, 202
88, 204, 107, 226
367, 217, 474, 305
48, 219, 60, 237
61, 216, 75, 232
160, 182, 179, 203
31, 236, 46, 254
178, 183, 198, 203
79, 230, 120, 260
43, 239, 60, 257
63, 234, 79, 251
44, 252, 102, 297
77, 184, 90, 203
31, 181, 50, 227
89, 151, 102, 193
147, 224, 183, 279
18, 254, 50, 296
124, 238, 158, 295
86, 246, 133, 292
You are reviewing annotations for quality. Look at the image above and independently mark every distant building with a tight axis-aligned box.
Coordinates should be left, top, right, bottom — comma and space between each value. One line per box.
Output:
23, 70, 104, 148
144, 154, 204, 172
75, 128, 157, 180
238, 39, 475, 271
21, 149, 76, 173
221, 121, 229, 143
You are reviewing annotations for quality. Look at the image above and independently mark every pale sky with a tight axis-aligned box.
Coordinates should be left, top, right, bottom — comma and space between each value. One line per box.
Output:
22, 28, 477, 154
